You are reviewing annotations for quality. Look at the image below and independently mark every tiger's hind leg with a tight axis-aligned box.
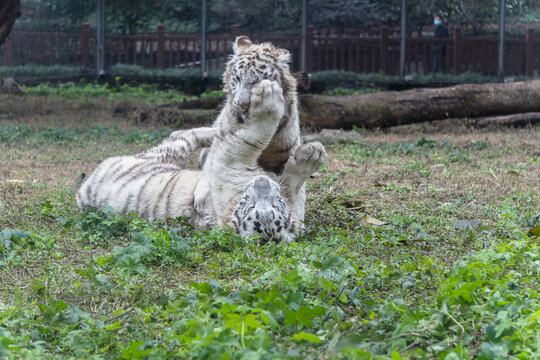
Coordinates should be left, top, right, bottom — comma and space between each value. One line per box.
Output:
281, 141, 327, 222
137, 127, 218, 167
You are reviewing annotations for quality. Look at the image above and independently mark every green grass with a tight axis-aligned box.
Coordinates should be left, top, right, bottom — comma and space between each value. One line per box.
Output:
0, 95, 539, 359
111, 63, 224, 80
20, 80, 226, 105
0, 65, 80, 78
311, 70, 531, 91
22, 82, 200, 105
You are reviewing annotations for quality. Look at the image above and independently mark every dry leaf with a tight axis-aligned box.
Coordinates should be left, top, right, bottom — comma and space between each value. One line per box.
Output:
359, 215, 387, 227
507, 170, 520, 176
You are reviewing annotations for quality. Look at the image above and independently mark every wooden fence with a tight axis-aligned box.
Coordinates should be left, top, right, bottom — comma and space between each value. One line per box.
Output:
2, 24, 539, 77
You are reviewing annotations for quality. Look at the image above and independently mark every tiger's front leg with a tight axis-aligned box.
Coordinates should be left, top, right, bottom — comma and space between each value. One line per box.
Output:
239, 79, 285, 147
137, 127, 218, 167
193, 81, 285, 228
211, 80, 286, 168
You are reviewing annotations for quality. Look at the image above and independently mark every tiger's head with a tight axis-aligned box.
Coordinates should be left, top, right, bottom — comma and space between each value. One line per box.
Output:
232, 175, 296, 243
223, 36, 297, 123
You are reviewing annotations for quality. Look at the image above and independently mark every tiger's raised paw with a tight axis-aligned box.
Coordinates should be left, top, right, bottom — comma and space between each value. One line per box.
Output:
282, 141, 327, 195
248, 79, 285, 122
293, 142, 327, 176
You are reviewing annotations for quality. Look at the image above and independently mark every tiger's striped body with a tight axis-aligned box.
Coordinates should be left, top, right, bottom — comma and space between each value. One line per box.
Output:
76, 127, 215, 221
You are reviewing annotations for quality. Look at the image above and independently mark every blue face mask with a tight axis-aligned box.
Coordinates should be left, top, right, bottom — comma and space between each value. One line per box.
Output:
434, 19, 442, 26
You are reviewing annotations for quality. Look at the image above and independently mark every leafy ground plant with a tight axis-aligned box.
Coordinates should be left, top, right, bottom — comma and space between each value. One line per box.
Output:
0, 94, 538, 359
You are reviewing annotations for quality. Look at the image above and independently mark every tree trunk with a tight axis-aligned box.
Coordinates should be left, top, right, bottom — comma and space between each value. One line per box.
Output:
300, 80, 540, 129
123, 80, 540, 129
0, 0, 21, 46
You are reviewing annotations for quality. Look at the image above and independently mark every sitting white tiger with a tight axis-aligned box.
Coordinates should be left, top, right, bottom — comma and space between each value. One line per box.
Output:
201, 36, 312, 223
215, 36, 300, 175
77, 79, 326, 242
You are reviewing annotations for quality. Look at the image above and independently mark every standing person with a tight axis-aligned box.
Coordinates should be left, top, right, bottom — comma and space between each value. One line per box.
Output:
433, 15, 449, 72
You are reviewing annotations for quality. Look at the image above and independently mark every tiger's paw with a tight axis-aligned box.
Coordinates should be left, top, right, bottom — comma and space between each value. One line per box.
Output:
248, 80, 285, 123
293, 142, 327, 177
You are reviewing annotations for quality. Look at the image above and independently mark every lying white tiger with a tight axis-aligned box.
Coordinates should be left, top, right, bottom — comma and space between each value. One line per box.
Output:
77, 80, 326, 242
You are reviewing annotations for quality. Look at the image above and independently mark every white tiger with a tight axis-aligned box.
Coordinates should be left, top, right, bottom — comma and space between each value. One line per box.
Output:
203, 36, 311, 222
77, 79, 326, 242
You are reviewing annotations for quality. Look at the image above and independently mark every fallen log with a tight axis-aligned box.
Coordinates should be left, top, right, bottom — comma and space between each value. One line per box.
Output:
123, 80, 540, 129
471, 112, 540, 128
300, 80, 540, 129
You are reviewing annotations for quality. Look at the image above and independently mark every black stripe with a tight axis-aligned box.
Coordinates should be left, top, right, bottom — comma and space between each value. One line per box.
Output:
90, 158, 125, 205
165, 171, 183, 218
116, 164, 176, 192
241, 137, 260, 149
111, 161, 148, 183
121, 193, 134, 214
153, 170, 181, 218
135, 168, 177, 219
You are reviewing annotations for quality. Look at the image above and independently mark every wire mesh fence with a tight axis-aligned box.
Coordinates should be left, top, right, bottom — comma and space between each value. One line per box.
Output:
1, 0, 540, 77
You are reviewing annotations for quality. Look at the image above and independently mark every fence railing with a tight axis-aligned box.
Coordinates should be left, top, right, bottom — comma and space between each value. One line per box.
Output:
1, 24, 539, 77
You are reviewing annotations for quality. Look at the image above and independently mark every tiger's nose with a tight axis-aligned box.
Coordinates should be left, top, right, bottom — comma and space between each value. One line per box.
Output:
240, 103, 249, 112
253, 175, 271, 193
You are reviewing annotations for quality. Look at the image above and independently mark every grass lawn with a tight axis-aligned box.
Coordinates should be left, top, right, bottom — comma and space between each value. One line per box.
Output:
0, 94, 539, 359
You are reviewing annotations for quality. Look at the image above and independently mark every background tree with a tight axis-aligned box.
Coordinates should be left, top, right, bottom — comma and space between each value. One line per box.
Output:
8, 0, 540, 35
0, 0, 21, 46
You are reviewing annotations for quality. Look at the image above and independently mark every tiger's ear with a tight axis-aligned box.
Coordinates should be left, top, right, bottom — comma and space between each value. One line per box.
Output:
233, 36, 252, 53
276, 48, 291, 66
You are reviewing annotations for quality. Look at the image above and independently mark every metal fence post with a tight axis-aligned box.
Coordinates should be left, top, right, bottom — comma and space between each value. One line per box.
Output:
96, 0, 106, 75
453, 26, 461, 75
399, 0, 406, 78
300, 0, 308, 72
201, 0, 207, 77
81, 23, 90, 68
526, 28, 535, 78
498, 0, 505, 82
379, 26, 388, 74
306, 25, 314, 73
157, 24, 165, 69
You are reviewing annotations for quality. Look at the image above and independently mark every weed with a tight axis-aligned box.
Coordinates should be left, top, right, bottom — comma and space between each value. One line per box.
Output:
0, 124, 31, 143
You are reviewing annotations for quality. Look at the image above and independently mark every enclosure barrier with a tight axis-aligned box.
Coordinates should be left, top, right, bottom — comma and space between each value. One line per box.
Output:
1, 24, 539, 77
